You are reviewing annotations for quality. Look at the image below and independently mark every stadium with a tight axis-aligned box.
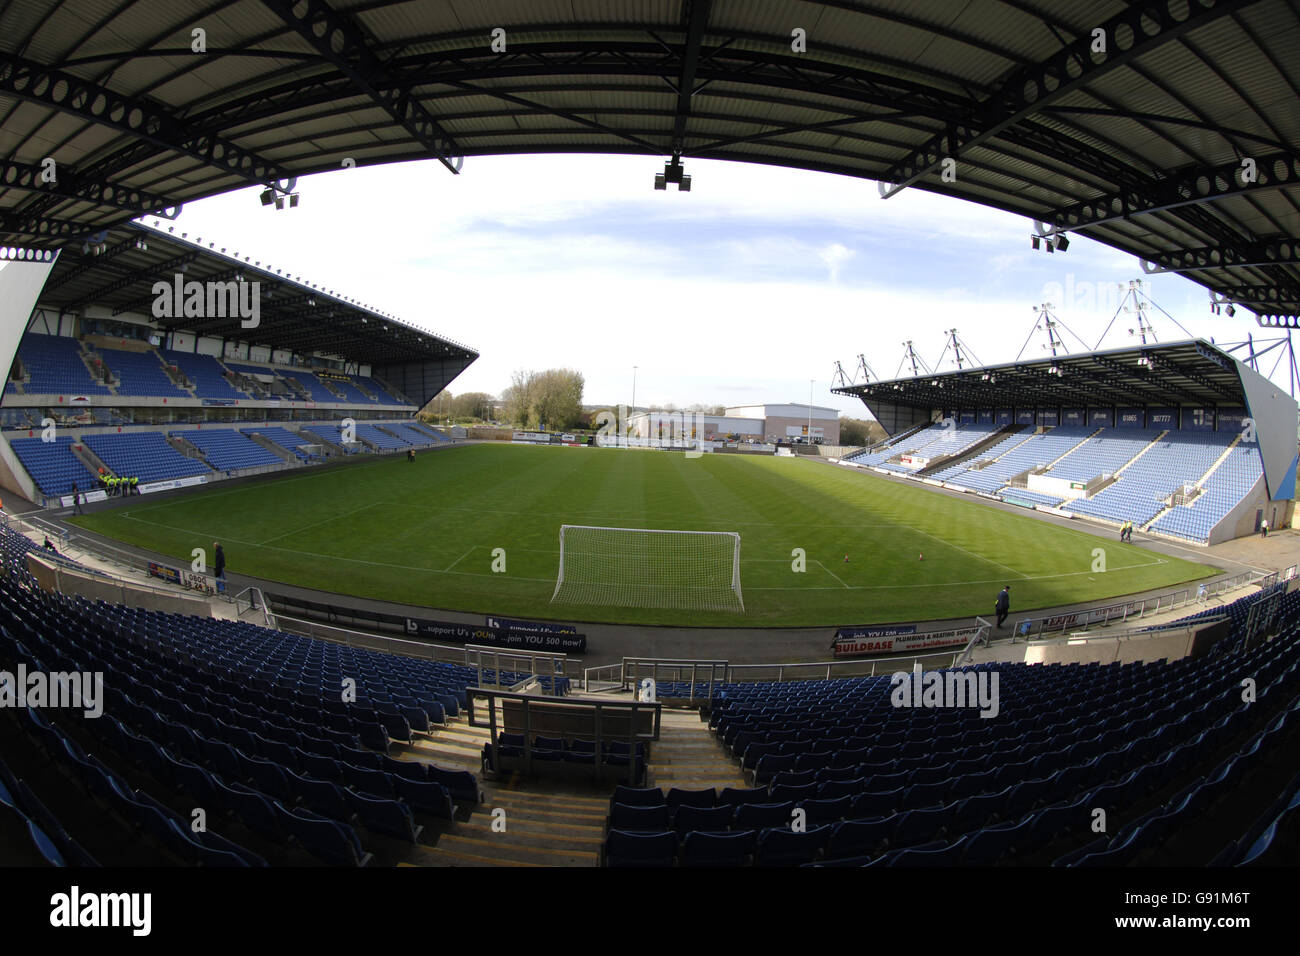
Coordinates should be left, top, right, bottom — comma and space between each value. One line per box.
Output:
1, 0, 1298, 904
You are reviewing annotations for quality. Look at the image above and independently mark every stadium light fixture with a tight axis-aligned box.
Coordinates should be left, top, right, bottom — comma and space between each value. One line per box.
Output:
1055, 233, 1069, 252
1031, 235, 1040, 251
1226, 305, 1236, 317
260, 188, 275, 206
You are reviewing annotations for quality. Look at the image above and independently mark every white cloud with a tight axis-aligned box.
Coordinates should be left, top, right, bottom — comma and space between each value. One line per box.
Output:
154, 154, 1283, 416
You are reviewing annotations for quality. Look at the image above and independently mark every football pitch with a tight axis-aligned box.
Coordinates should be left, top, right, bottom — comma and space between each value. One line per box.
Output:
70, 443, 1217, 627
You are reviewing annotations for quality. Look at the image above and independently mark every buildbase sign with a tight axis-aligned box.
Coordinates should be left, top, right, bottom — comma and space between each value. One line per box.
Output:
833, 625, 980, 658
139, 475, 208, 494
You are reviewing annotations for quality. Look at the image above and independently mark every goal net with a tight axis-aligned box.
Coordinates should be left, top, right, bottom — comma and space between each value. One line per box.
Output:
551, 525, 744, 613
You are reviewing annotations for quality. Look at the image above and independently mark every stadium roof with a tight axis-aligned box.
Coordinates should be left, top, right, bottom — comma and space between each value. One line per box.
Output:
1, 1, 1298, 318
33, 219, 476, 369
832, 339, 1257, 411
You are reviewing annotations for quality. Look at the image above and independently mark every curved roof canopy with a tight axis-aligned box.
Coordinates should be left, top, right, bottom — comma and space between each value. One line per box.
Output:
2, 0, 1298, 317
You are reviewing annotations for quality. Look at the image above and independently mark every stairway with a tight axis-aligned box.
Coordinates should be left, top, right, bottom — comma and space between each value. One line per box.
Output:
646, 708, 748, 791
405, 716, 605, 866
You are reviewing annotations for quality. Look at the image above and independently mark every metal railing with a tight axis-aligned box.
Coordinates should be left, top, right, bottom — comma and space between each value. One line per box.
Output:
235, 585, 275, 629
1004, 568, 1271, 640
463, 644, 570, 694
466, 687, 661, 785
621, 657, 729, 701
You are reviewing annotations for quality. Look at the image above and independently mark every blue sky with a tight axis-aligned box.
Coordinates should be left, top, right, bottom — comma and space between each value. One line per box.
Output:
159, 154, 1285, 416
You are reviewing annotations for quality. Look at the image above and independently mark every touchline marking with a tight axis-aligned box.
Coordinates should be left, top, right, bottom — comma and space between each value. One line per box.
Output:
256, 502, 380, 547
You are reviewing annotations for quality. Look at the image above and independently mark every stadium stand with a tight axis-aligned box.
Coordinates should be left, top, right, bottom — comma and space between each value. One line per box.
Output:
97, 347, 187, 398
243, 426, 316, 460
171, 429, 285, 472
1049, 429, 1164, 483
356, 376, 405, 405
7, 436, 97, 497
935, 427, 1093, 492
82, 432, 211, 483
599, 586, 1300, 867
281, 372, 338, 403
353, 423, 408, 451
1066, 432, 1238, 529
7, 334, 112, 396
162, 351, 247, 400
384, 423, 442, 446
1150, 444, 1264, 543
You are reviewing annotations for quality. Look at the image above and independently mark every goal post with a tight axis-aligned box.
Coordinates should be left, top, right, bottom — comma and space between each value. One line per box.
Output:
551, 525, 744, 613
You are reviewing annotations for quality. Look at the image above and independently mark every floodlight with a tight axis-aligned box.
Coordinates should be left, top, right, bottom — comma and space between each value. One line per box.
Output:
289, 193, 300, 208
1031, 235, 1040, 250
1226, 305, 1236, 317
654, 174, 666, 190
260, 188, 275, 206
1055, 234, 1069, 251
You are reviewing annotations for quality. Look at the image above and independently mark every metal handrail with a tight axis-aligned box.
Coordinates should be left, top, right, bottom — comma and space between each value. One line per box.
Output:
466, 686, 661, 785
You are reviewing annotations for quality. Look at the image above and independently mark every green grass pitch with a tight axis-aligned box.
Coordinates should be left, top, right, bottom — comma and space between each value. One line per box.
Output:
69, 442, 1217, 627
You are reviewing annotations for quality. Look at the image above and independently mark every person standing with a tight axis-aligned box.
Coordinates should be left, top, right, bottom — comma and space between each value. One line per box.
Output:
213, 540, 226, 591
1261, 518, 1269, 538
995, 585, 1011, 629
71, 482, 83, 515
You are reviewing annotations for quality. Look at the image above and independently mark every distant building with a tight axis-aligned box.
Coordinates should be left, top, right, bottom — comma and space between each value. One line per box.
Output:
725, 403, 840, 444
626, 403, 840, 444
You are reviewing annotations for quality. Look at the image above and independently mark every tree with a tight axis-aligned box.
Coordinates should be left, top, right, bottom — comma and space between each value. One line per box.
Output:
839, 416, 886, 446
502, 368, 585, 429
451, 391, 494, 421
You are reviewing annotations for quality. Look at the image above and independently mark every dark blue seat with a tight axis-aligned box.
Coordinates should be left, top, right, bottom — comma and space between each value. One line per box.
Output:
27, 820, 66, 866
827, 815, 897, 860
216, 780, 282, 840
343, 764, 396, 799
275, 803, 371, 866
893, 807, 949, 847
734, 801, 797, 830
755, 825, 831, 866
802, 796, 852, 825
347, 792, 423, 843
608, 802, 671, 831
610, 786, 665, 809
394, 779, 455, 820
851, 788, 903, 819
666, 787, 716, 810
673, 804, 734, 834
888, 834, 969, 866
717, 787, 772, 807
680, 829, 757, 867
292, 773, 355, 822
604, 829, 677, 867
962, 818, 1034, 865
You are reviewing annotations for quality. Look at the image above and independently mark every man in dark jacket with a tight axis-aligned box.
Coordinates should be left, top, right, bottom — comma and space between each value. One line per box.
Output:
71, 482, 83, 515
213, 541, 226, 591
995, 585, 1011, 629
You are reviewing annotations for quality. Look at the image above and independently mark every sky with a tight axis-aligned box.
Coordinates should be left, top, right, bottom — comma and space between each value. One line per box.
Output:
155, 154, 1289, 417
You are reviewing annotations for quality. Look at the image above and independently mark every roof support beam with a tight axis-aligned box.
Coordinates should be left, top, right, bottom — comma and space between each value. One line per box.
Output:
0, 51, 289, 188
1042, 149, 1300, 232
257, 0, 463, 174
877, 0, 1258, 198
0, 158, 174, 217
1140, 237, 1300, 274
669, 0, 713, 153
